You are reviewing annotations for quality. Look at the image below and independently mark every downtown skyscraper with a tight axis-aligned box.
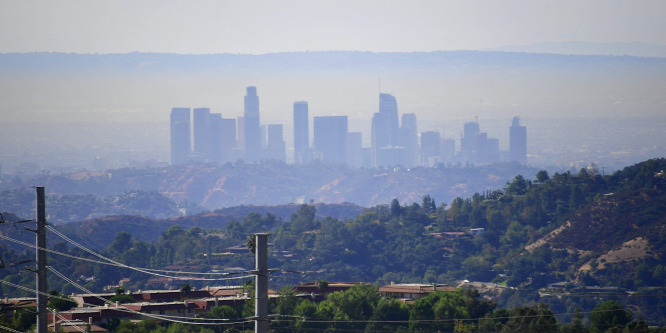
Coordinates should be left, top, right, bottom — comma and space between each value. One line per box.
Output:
244, 86, 261, 162
293, 101, 309, 164
313, 116, 348, 164
372, 93, 404, 167
510, 116, 527, 164
170, 107, 191, 165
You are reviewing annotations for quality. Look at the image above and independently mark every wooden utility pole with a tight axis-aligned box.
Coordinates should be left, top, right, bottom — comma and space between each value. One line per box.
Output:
35, 186, 47, 333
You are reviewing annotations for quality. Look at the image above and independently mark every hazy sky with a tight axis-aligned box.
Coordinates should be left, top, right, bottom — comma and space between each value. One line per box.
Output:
1, 0, 665, 54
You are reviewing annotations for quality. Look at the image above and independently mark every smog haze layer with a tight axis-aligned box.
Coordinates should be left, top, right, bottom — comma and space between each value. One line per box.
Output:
1, 1, 665, 174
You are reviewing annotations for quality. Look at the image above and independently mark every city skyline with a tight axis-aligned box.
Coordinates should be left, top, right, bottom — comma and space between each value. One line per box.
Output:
1, 51, 663, 175
170, 88, 526, 168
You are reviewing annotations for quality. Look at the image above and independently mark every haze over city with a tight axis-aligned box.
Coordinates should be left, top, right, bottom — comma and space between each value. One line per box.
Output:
1, 1, 665, 174
3, 3, 666, 331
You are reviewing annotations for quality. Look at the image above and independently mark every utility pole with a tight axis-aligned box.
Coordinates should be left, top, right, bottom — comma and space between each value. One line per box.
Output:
35, 186, 48, 333
254, 233, 268, 333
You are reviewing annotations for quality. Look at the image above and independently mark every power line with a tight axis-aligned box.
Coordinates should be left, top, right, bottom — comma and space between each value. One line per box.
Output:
47, 225, 251, 276
51, 310, 86, 333
47, 266, 254, 326
0, 234, 252, 282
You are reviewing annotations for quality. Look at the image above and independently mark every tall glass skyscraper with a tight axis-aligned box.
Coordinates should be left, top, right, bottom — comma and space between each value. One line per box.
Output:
379, 93, 400, 146
372, 93, 401, 167
293, 101, 309, 164
193, 107, 211, 160
244, 86, 261, 162
510, 117, 527, 164
170, 107, 191, 165
400, 113, 418, 167
313, 116, 348, 164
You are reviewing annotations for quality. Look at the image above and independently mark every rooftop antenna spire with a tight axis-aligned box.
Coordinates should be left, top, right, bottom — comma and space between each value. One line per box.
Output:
379, 75, 381, 94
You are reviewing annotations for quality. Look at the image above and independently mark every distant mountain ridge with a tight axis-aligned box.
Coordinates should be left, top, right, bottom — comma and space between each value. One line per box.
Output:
2, 49, 665, 74
487, 41, 666, 58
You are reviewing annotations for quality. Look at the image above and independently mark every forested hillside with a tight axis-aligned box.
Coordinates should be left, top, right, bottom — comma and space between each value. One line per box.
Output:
1, 158, 665, 327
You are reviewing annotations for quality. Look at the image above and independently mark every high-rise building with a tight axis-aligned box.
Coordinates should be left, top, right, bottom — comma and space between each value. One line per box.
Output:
313, 116, 348, 164
237, 116, 245, 149
510, 116, 527, 164
379, 93, 400, 146
170, 107, 191, 165
244, 86, 261, 162
459, 120, 499, 164
420, 131, 441, 166
399, 113, 418, 167
293, 101, 309, 164
219, 117, 237, 163
371, 111, 391, 166
346, 132, 363, 168
373, 93, 402, 167
193, 108, 211, 160
442, 139, 456, 161
265, 124, 286, 162
208, 113, 223, 163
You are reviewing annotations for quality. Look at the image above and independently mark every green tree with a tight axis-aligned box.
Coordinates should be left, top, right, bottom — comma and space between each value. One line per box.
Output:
506, 175, 529, 195
589, 300, 633, 333
47, 290, 77, 311
390, 198, 403, 217
501, 303, 557, 333
536, 170, 550, 183
422, 195, 436, 214
366, 298, 409, 332
290, 204, 316, 233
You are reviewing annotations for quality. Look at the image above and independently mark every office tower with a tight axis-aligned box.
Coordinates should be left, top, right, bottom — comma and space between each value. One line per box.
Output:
237, 116, 245, 149
346, 132, 363, 168
371, 111, 391, 167
293, 101, 309, 164
399, 113, 418, 167
510, 116, 527, 164
379, 93, 400, 146
377, 146, 408, 168
460, 121, 481, 154
442, 139, 456, 161
373, 93, 402, 167
244, 86, 261, 162
261, 124, 268, 147
420, 131, 441, 166
208, 113, 223, 163
193, 108, 211, 160
484, 137, 500, 163
459, 120, 499, 164
170, 107, 191, 165
265, 124, 286, 162
219, 118, 237, 163
313, 116, 348, 164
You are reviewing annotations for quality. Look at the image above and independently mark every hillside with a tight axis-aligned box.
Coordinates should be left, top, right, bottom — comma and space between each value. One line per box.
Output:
525, 159, 666, 287
51, 202, 364, 250
2, 158, 665, 324
0, 161, 538, 211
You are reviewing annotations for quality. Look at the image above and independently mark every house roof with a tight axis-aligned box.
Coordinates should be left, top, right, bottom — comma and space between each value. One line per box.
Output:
293, 282, 370, 294
50, 320, 107, 333
379, 284, 456, 294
